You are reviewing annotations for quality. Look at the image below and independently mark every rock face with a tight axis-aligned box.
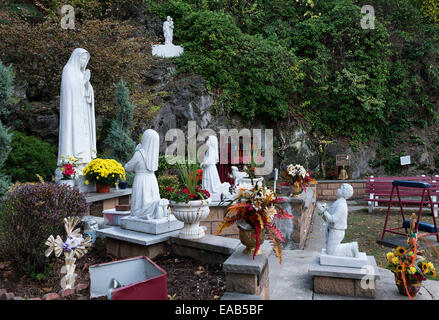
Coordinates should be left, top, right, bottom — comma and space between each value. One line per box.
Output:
4, 47, 438, 179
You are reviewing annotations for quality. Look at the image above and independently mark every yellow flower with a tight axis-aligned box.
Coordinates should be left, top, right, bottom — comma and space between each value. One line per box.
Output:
396, 264, 405, 272
392, 257, 400, 265
85, 180, 89, 185
431, 270, 437, 278
386, 252, 394, 261
428, 262, 434, 270
408, 267, 417, 275
421, 262, 429, 272
395, 246, 406, 256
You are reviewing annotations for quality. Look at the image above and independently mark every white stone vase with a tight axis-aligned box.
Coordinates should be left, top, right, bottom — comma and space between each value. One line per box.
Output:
59, 179, 75, 187
169, 198, 211, 240
240, 177, 264, 187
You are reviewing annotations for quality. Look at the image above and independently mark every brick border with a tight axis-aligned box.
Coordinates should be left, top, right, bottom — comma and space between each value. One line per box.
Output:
316, 180, 367, 201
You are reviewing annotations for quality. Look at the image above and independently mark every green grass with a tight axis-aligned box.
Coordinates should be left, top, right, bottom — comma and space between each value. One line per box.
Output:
344, 208, 439, 280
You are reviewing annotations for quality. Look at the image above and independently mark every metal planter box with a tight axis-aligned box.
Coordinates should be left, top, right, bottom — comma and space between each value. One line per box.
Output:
89, 256, 167, 300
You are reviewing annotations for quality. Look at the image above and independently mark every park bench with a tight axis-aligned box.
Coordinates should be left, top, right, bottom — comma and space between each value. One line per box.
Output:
365, 175, 439, 217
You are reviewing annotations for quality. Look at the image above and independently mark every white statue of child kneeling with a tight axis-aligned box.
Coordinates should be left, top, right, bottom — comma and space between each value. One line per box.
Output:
317, 183, 360, 258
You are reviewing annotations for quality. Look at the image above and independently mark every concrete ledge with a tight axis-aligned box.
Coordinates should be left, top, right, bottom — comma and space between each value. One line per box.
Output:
171, 235, 240, 255
224, 244, 268, 275
170, 235, 240, 264
308, 252, 381, 280
96, 226, 179, 246
85, 189, 132, 203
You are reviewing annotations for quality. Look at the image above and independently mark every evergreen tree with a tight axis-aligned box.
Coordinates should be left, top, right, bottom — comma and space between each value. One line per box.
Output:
104, 79, 136, 164
0, 60, 13, 195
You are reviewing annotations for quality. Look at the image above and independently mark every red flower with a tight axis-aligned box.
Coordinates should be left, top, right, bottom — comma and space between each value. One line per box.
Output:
183, 188, 189, 194
62, 163, 75, 176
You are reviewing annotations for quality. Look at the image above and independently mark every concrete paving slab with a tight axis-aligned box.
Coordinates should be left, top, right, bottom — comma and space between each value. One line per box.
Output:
269, 250, 314, 300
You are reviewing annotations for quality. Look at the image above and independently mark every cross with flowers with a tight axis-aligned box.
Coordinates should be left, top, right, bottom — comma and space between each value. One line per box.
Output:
45, 217, 92, 289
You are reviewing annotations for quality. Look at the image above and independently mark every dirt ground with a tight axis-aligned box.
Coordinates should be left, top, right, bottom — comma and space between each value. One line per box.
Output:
0, 238, 226, 300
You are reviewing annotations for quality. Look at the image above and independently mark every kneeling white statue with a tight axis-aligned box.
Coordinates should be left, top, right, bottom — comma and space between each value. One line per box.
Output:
124, 129, 168, 220
317, 183, 360, 258
200, 136, 232, 202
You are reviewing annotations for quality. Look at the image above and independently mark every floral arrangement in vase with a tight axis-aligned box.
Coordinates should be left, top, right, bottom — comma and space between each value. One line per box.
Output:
385, 213, 437, 299
216, 182, 293, 264
60, 155, 78, 180
279, 164, 317, 196
83, 158, 126, 192
161, 160, 210, 203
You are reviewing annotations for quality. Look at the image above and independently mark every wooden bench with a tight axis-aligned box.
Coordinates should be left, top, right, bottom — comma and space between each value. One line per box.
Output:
364, 175, 439, 217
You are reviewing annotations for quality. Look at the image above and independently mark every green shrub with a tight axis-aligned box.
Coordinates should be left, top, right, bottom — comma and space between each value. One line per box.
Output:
0, 15, 152, 116
2, 131, 57, 183
173, 10, 304, 122
157, 174, 180, 197
104, 79, 136, 164
0, 182, 87, 274
0, 60, 13, 195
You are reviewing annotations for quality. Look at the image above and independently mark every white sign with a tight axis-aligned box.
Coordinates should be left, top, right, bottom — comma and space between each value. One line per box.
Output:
400, 156, 411, 166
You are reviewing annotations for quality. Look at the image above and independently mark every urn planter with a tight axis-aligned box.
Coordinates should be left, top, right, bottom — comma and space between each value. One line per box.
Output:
169, 198, 211, 240
290, 184, 303, 198
237, 221, 265, 255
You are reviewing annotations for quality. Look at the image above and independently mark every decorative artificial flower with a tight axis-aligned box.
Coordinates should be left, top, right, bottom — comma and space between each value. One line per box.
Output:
395, 246, 406, 256
392, 257, 400, 265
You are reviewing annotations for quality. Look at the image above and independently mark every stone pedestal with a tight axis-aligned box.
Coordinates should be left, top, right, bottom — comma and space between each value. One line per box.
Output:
308, 252, 380, 298
222, 244, 270, 300
152, 44, 184, 58
320, 249, 369, 268
120, 215, 183, 235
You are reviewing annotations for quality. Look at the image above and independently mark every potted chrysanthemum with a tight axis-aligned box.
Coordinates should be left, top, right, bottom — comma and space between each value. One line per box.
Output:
161, 160, 211, 240
216, 182, 293, 264
83, 158, 126, 193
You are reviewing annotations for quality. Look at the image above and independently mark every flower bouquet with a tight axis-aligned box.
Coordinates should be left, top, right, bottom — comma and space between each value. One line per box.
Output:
162, 159, 211, 240
60, 155, 78, 180
279, 164, 317, 197
216, 182, 293, 264
161, 159, 209, 202
83, 158, 126, 192
386, 213, 437, 299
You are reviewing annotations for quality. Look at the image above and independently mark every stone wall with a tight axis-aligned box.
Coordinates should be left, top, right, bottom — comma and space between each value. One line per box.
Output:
276, 186, 317, 250
200, 206, 239, 239
316, 180, 367, 201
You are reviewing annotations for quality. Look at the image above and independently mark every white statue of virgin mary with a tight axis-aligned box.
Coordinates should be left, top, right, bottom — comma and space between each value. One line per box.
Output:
124, 129, 169, 220
201, 136, 232, 202
57, 48, 97, 169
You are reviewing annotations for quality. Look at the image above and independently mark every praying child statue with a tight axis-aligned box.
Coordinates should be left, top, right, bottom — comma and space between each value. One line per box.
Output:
317, 183, 360, 258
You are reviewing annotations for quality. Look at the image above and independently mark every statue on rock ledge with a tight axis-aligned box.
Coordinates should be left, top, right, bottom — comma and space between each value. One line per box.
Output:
124, 129, 169, 220
152, 16, 184, 58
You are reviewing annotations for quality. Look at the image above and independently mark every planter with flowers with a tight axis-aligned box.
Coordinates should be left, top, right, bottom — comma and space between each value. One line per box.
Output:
385, 214, 437, 299
59, 155, 79, 187
162, 161, 211, 240
279, 164, 317, 197
216, 182, 293, 264
83, 158, 126, 193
